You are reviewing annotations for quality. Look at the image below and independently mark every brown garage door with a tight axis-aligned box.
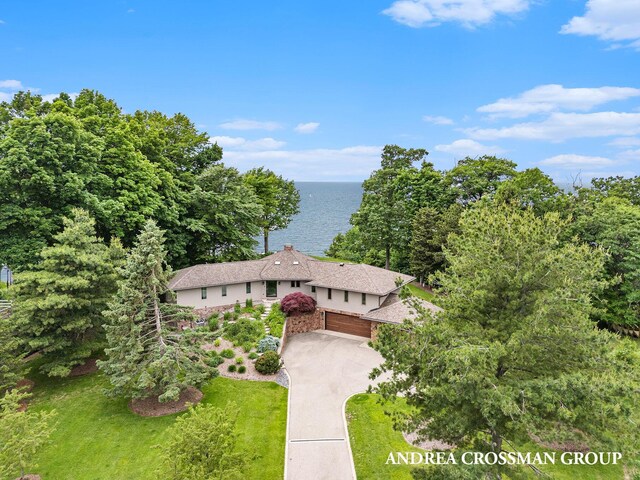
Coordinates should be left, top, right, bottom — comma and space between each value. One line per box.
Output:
325, 312, 371, 338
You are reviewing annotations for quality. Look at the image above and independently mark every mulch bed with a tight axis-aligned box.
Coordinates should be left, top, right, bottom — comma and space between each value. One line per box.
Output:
14, 475, 41, 480
128, 387, 203, 417
404, 431, 455, 451
15, 378, 35, 393
69, 358, 98, 377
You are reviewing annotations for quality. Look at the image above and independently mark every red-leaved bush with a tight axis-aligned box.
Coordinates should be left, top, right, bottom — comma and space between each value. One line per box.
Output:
281, 292, 317, 317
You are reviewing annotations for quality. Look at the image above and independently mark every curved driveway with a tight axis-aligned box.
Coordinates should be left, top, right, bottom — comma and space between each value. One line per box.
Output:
282, 331, 384, 480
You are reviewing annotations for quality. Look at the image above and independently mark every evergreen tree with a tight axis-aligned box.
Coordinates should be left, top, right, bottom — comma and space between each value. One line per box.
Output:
12, 209, 124, 377
373, 204, 639, 478
0, 389, 57, 480
98, 220, 211, 402
157, 402, 245, 479
0, 317, 24, 392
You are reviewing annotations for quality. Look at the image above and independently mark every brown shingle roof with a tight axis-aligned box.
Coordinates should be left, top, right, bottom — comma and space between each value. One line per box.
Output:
362, 293, 441, 324
168, 246, 415, 295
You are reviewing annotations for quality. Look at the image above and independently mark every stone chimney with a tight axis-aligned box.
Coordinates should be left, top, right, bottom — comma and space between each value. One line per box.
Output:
284, 244, 294, 251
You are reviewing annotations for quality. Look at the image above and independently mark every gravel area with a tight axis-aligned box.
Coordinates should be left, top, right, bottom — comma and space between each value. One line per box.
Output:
203, 338, 281, 383
403, 431, 454, 451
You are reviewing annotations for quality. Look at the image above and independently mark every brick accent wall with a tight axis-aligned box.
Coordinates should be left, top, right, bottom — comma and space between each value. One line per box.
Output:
285, 309, 324, 336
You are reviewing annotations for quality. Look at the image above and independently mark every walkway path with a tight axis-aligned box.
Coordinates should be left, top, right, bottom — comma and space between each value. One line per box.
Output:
282, 331, 384, 480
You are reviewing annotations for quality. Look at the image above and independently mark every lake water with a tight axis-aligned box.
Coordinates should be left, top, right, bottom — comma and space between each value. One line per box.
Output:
261, 182, 363, 256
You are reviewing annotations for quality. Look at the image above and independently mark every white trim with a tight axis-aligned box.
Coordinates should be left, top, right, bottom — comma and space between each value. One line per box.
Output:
342, 392, 362, 479
282, 366, 292, 480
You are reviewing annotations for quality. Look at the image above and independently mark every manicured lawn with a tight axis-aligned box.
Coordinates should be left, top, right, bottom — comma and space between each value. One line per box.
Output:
28, 372, 287, 480
406, 283, 437, 303
347, 394, 624, 480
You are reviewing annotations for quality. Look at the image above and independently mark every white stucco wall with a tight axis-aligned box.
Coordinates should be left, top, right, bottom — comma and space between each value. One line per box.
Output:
314, 287, 381, 315
269, 280, 315, 300
176, 281, 263, 308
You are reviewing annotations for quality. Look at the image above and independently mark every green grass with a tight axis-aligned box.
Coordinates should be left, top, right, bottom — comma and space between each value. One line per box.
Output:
406, 283, 437, 303
347, 394, 624, 480
347, 394, 421, 480
310, 255, 351, 263
28, 372, 287, 480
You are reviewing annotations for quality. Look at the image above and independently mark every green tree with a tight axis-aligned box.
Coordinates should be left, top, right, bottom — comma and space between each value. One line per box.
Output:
243, 167, 300, 254
446, 155, 517, 204
0, 389, 57, 480
12, 209, 124, 377
409, 203, 463, 283
187, 164, 263, 263
352, 145, 429, 269
98, 220, 211, 402
494, 167, 566, 215
373, 204, 639, 479
0, 316, 24, 392
573, 197, 640, 328
157, 402, 245, 480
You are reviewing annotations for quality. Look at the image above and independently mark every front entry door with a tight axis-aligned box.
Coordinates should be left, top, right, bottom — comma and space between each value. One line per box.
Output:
266, 281, 278, 297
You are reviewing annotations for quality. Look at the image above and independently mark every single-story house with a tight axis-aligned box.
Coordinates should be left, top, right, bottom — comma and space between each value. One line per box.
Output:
168, 244, 439, 338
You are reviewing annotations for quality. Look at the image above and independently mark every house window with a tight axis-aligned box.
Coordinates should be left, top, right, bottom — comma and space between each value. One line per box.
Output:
362, 293, 366, 305
328, 288, 332, 300
246, 282, 251, 294
221, 285, 227, 297
311, 286, 316, 293
290, 280, 300, 288
201, 287, 207, 300
344, 290, 349, 302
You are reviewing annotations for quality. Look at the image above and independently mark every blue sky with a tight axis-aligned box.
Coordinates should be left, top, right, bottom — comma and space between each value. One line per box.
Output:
1, 0, 639, 182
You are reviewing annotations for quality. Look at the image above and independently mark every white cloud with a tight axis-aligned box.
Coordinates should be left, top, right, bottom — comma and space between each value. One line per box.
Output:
40, 92, 79, 102
467, 112, 640, 141
540, 153, 617, 168
561, 0, 640, 50
618, 149, 640, 161
210, 136, 286, 151
435, 138, 505, 156
382, 0, 531, 28
219, 119, 282, 131
423, 115, 454, 125
222, 145, 382, 181
478, 84, 640, 118
294, 122, 320, 134
608, 137, 640, 147
0, 80, 23, 89
0, 92, 11, 102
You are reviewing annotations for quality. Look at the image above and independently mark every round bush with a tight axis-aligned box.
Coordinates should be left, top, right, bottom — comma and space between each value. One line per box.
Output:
237, 365, 246, 374
257, 335, 281, 353
235, 356, 244, 365
255, 351, 282, 375
227, 364, 237, 372
248, 352, 259, 360
281, 292, 317, 317
220, 349, 234, 359
207, 351, 223, 368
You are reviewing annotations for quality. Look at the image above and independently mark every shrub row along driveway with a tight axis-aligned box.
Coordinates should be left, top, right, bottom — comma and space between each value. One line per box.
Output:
282, 331, 385, 480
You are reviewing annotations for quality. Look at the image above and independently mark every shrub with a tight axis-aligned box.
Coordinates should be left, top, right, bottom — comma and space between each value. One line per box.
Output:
213, 338, 221, 347
257, 335, 281, 353
281, 292, 316, 317
220, 349, 235, 359
224, 318, 265, 347
237, 366, 246, 374
234, 302, 241, 313
223, 311, 232, 321
256, 304, 266, 314
242, 342, 253, 353
255, 351, 282, 375
227, 364, 237, 372
207, 352, 223, 368
232, 311, 240, 320
264, 304, 286, 338
208, 315, 219, 331
235, 357, 244, 365
248, 352, 259, 360
245, 298, 253, 309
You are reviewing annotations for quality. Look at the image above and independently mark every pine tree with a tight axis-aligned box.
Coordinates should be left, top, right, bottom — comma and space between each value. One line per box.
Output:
0, 389, 57, 480
98, 220, 210, 402
12, 209, 124, 377
0, 317, 24, 392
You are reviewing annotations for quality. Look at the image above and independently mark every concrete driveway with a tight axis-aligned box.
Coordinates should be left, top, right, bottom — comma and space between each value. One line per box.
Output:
282, 331, 384, 480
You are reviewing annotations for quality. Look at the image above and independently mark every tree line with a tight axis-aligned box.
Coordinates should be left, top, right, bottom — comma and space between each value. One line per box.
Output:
0, 90, 299, 272
328, 145, 640, 330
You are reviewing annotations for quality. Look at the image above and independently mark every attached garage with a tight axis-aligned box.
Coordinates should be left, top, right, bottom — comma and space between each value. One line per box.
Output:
325, 312, 371, 338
